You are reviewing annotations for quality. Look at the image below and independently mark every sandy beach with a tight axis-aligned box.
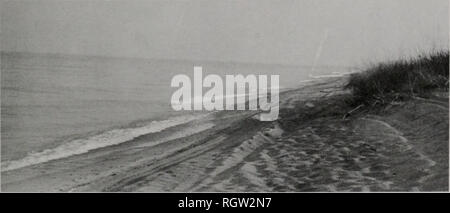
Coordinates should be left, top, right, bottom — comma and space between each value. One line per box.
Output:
2, 76, 447, 192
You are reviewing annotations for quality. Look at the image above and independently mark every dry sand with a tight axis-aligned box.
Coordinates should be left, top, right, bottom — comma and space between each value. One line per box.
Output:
2, 77, 448, 192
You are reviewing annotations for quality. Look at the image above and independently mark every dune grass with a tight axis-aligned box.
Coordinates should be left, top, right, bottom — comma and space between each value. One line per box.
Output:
345, 51, 449, 106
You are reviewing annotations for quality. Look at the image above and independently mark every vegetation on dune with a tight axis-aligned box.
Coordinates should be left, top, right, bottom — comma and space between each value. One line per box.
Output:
345, 50, 449, 106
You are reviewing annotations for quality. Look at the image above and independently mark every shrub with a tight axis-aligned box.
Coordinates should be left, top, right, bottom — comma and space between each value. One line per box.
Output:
345, 51, 449, 105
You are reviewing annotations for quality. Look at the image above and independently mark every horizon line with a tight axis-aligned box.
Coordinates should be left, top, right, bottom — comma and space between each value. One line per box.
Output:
0, 50, 358, 69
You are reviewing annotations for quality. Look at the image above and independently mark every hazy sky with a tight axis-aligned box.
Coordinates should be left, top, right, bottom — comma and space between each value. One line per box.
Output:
1, 0, 448, 66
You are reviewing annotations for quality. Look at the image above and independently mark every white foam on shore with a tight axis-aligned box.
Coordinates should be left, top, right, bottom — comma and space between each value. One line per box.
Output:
308, 70, 357, 79
133, 122, 215, 148
171, 87, 282, 111
1, 113, 210, 172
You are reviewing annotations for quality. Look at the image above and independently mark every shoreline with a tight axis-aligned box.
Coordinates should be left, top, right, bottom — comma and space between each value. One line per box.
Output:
0, 73, 336, 172
2, 75, 448, 192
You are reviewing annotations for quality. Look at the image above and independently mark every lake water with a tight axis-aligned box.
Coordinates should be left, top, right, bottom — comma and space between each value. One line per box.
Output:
1, 52, 348, 171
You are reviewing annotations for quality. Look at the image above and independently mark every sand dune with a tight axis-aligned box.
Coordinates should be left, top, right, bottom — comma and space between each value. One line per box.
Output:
2, 77, 448, 192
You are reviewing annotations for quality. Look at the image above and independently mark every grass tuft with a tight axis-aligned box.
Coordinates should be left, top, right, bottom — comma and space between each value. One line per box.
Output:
345, 50, 449, 106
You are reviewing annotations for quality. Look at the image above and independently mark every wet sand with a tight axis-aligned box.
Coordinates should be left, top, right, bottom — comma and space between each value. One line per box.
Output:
2, 77, 448, 192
